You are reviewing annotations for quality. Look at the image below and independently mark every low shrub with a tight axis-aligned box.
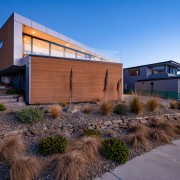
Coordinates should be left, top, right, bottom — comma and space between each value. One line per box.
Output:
113, 104, 128, 115
16, 108, 44, 123
0, 135, 25, 163
173, 122, 180, 135
99, 101, 113, 115
48, 105, 62, 118
6, 89, 23, 95
0, 104, 6, 111
149, 129, 171, 143
169, 100, 178, 109
125, 133, 150, 149
130, 96, 143, 114
68, 136, 101, 162
146, 97, 159, 112
102, 138, 129, 164
39, 136, 67, 155
10, 156, 41, 180
83, 104, 92, 114
51, 151, 88, 180
83, 129, 101, 137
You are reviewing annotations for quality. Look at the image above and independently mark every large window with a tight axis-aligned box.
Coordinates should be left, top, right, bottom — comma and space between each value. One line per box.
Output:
152, 66, 165, 74
22, 34, 102, 61
51, 44, 64, 57
128, 68, 140, 76
65, 48, 76, 58
23, 35, 31, 55
33, 38, 49, 56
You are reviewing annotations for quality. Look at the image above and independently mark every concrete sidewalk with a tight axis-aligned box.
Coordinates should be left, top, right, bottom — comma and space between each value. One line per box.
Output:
96, 140, 180, 180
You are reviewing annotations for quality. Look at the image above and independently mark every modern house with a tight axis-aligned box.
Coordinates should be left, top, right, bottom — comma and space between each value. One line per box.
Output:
124, 61, 180, 99
0, 13, 123, 104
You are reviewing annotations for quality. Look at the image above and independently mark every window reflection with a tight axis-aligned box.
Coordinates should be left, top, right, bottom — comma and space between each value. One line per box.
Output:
23, 35, 31, 56
77, 52, 85, 59
33, 38, 49, 56
65, 48, 76, 58
51, 44, 64, 57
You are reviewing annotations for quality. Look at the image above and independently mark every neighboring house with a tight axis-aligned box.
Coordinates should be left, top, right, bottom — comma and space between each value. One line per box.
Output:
124, 61, 180, 99
0, 13, 123, 104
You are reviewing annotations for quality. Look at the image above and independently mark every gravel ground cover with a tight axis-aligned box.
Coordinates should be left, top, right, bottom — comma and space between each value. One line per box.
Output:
0, 102, 179, 180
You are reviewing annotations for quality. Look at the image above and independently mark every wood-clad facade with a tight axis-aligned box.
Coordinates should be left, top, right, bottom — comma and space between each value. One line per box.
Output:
0, 15, 14, 71
29, 56, 123, 104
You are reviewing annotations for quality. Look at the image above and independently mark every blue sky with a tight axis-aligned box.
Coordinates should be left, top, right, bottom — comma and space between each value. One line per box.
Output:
0, 0, 180, 67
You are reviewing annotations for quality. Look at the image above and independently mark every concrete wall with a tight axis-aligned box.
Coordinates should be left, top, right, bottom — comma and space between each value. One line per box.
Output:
135, 79, 179, 93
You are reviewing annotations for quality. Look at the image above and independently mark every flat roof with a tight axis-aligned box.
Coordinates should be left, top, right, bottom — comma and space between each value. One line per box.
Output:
137, 76, 180, 82
124, 60, 180, 70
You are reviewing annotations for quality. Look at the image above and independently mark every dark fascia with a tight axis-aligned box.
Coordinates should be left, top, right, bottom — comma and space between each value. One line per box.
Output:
124, 60, 180, 70
137, 76, 180, 82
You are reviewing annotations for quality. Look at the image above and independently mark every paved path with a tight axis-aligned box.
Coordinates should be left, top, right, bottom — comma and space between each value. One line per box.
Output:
95, 140, 180, 180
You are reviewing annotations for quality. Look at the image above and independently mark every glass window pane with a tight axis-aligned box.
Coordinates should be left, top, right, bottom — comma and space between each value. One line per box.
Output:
77, 52, 85, 59
23, 35, 31, 56
51, 44, 64, 57
65, 48, 76, 58
33, 38, 49, 55
85, 54, 90, 60
128, 68, 140, 76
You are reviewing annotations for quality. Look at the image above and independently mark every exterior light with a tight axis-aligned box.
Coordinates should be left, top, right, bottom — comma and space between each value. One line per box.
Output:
24, 38, 27, 41
82, 49, 84, 52
32, 31, 35, 34
66, 44, 69, 47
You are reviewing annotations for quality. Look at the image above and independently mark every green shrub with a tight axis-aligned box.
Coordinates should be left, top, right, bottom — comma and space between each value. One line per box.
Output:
16, 108, 44, 123
83, 129, 101, 137
113, 104, 128, 115
130, 96, 143, 114
39, 136, 67, 155
102, 138, 129, 164
6, 89, 24, 95
0, 104, 6, 111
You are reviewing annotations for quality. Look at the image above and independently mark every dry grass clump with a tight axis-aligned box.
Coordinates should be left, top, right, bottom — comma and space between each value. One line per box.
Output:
48, 105, 62, 118
99, 100, 113, 115
130, 96, 143, 114
51, 151, 88, 180
146, 97, 159, 112
129, 124, 150, 135
0, 135, 25, 163
172, 121, 180, 135
125, 133, 150, 149
149, 117, 177, 137
149, 129, 171, 143
10, 156, 41, 180
68, 136, 102, 163
83, 104, 92, 114
169, 100, 178, 109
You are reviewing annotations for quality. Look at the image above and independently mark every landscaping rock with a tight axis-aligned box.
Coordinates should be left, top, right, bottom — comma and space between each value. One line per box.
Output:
4, 130, 22, 137
140, 119, 148, 124
103, 121, 112, 126
112, 120, 123, 124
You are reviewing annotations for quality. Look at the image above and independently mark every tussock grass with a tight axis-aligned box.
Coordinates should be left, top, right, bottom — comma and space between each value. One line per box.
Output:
99, 100, 113, 115
83, 104, 92, 114
10, 156, 41, 180
51, 151, 88, 180
125, 133, 150, 149
169, 100, 178, 109
129, 124, 150, 135
149, 129, 171, 143
146, 97, 159, 112
48, 105, 62, 118
130, 96, 143, 114
149, 117, 177, 137
68, 136, 101, 163
0, 135, 25, 163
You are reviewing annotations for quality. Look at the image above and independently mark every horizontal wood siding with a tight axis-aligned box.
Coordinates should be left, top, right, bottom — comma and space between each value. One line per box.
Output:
0, 15, 14, 71
30, 56, 123, 104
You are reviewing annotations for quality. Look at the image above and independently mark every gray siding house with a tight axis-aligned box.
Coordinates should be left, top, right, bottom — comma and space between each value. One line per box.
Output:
124, 61, 180, 99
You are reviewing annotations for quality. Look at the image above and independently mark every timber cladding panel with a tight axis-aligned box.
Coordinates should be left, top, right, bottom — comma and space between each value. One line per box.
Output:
30, 56, 123, 104
0, 15, 14, 71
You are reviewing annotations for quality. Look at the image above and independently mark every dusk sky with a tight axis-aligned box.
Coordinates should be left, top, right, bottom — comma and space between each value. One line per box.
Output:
0, 0, 180, 67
